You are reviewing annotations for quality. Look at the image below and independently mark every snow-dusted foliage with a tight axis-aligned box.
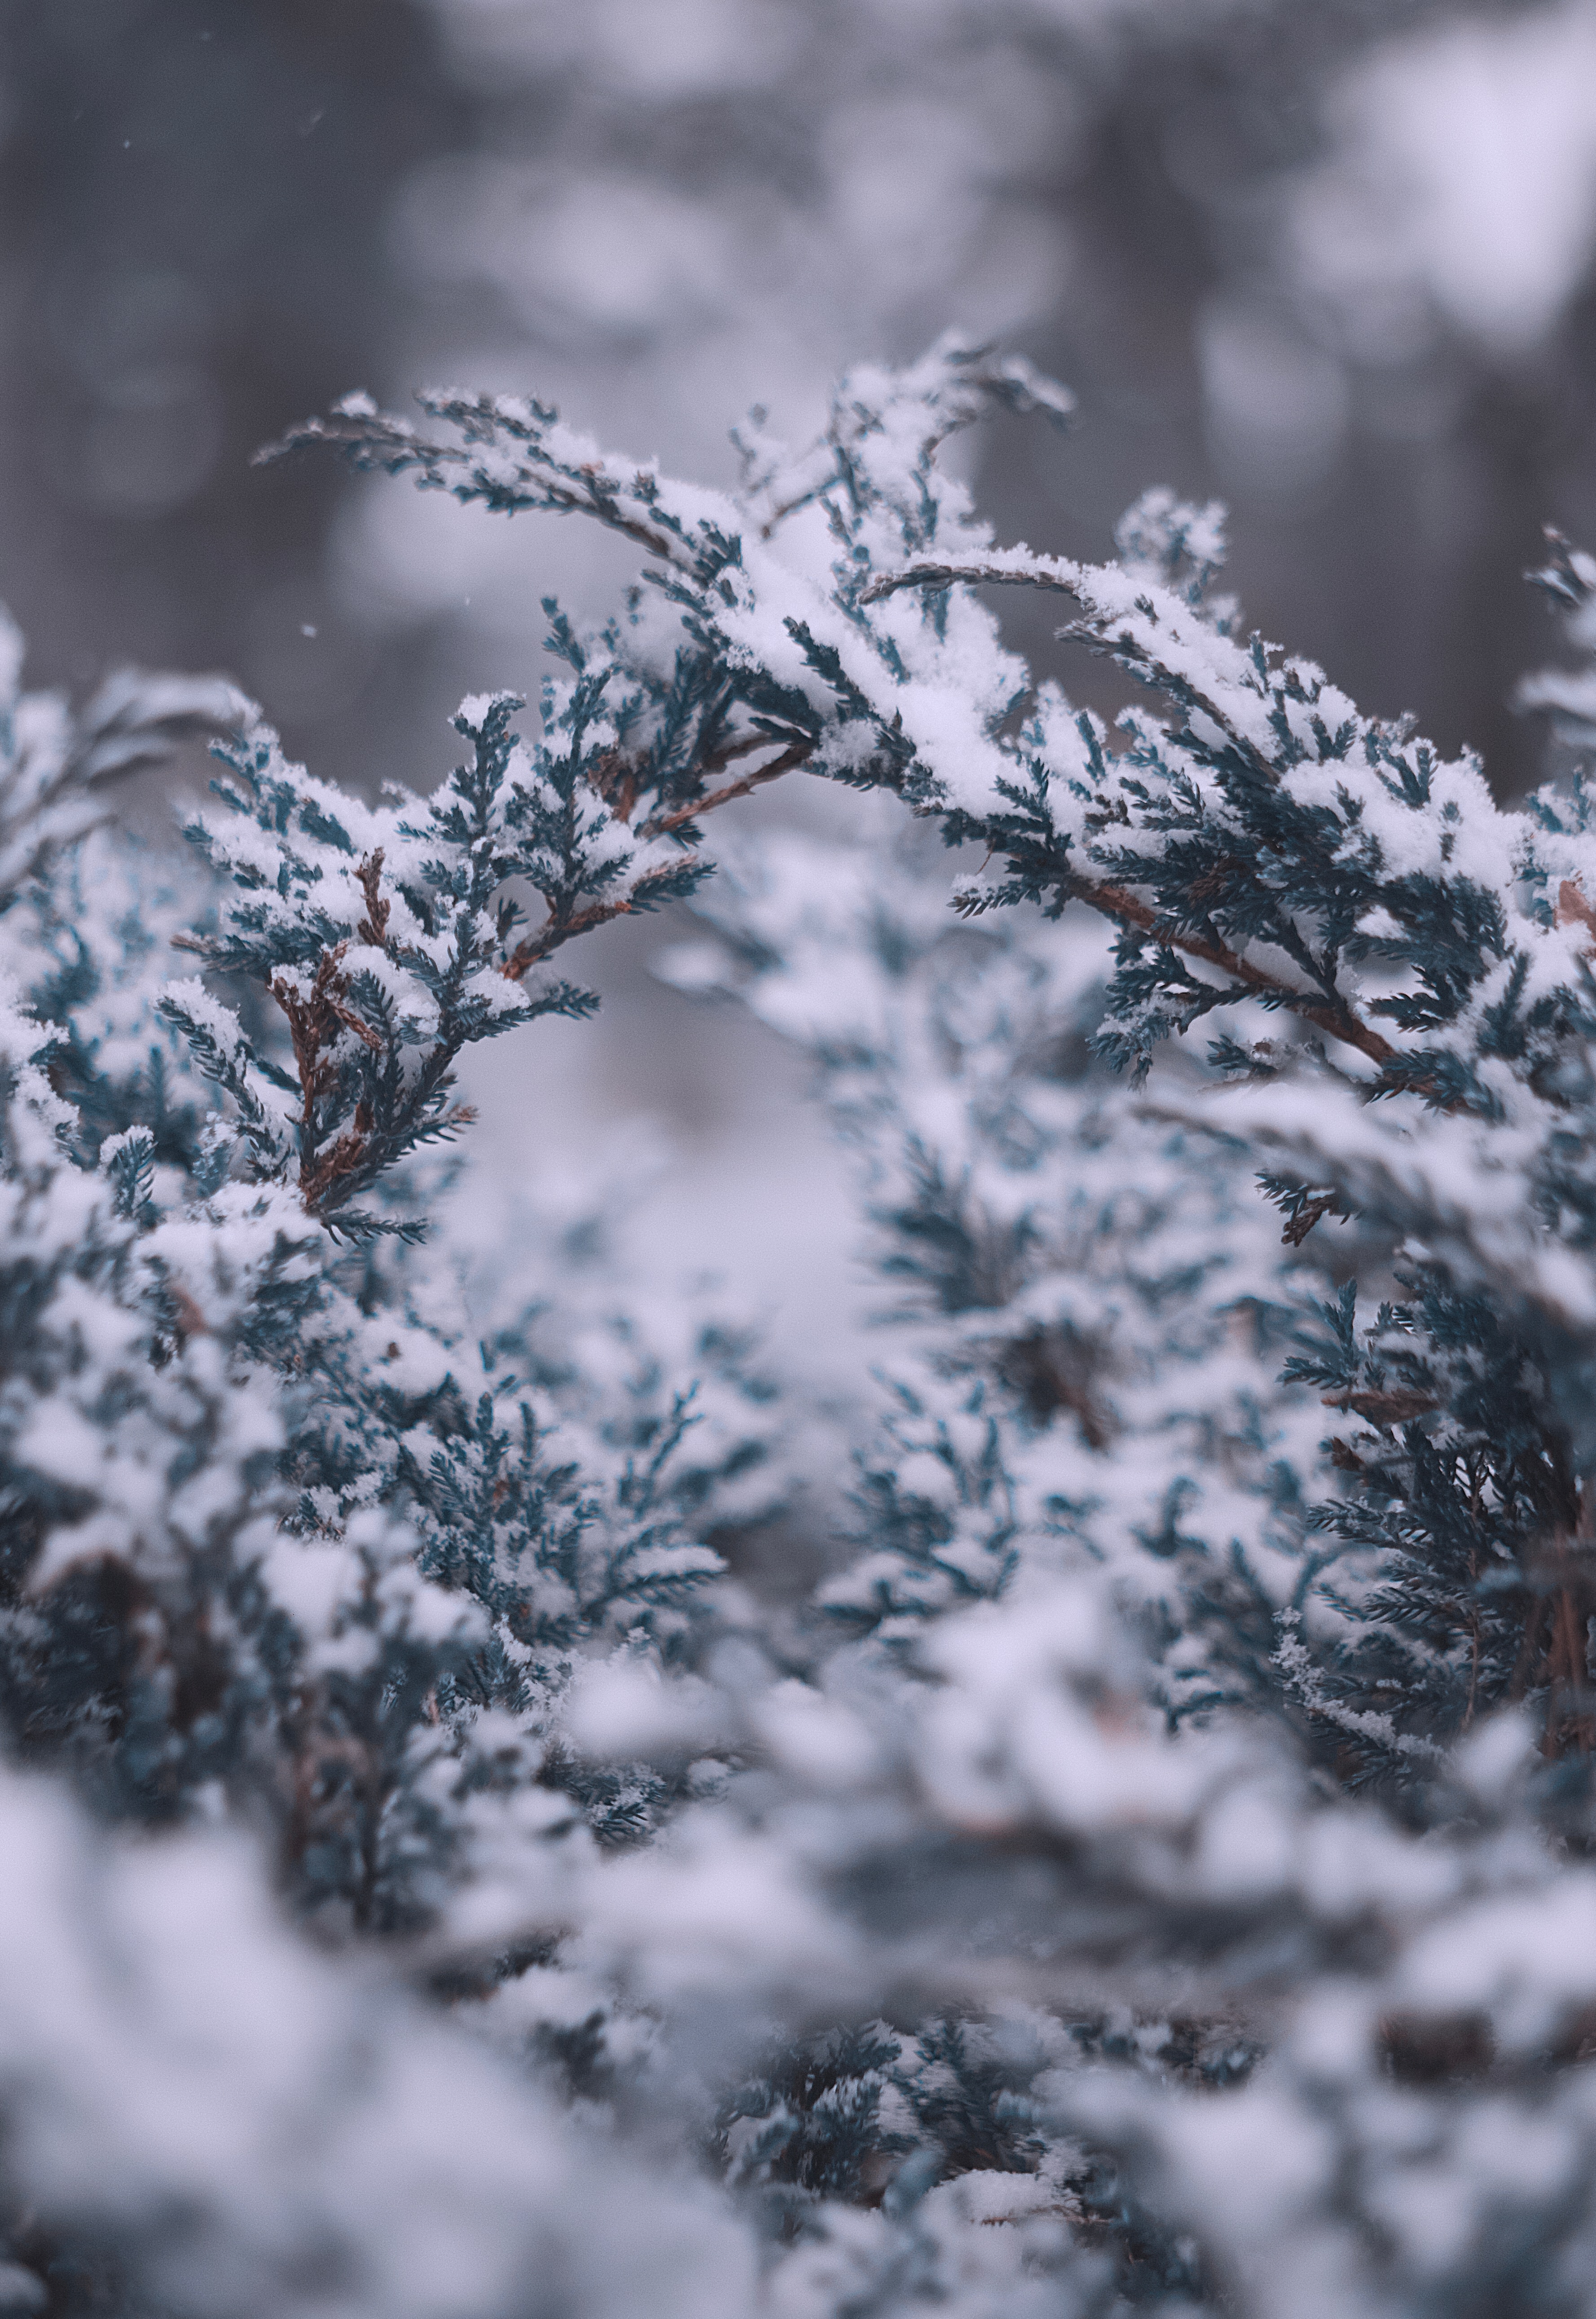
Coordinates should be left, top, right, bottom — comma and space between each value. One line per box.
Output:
661, 796, 1325, 1744
10, 338, 1596, 2315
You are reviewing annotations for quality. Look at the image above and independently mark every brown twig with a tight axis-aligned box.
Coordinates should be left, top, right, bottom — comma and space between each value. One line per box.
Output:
1321, 1388, 1438, 1425
356, 849, 390, 947
1508, 1590, 1551, 1704
500, 864, 688, 982
299, 1099, 374, 1211
589, 751, 641, 824
168, 1284, 210, 1341
1282, 1192, 1342, 1248
268, 943, 383, 1207
697, 728, 805, 779
1543, 1579, 1596, 1758
505, 739, 811, 978
1068, 876, 1401, 1072
638, 737, 813, 839
861, 559, 1078, 607
1538, 1493, 1596, 1757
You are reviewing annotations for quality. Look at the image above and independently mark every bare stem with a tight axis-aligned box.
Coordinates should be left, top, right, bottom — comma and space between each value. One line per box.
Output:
638, 738, 812, 839
1069, 876, 1399, 1070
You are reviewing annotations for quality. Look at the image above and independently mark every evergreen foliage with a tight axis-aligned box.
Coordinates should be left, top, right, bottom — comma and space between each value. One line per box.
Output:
9, 336, 1596, 2316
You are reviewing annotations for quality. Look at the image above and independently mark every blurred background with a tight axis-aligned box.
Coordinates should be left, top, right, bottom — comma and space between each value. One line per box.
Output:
4, 0, 1596, 1327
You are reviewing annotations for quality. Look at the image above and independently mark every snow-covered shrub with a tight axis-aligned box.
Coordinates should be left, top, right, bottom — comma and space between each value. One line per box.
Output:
9, 334, 1596, 2316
